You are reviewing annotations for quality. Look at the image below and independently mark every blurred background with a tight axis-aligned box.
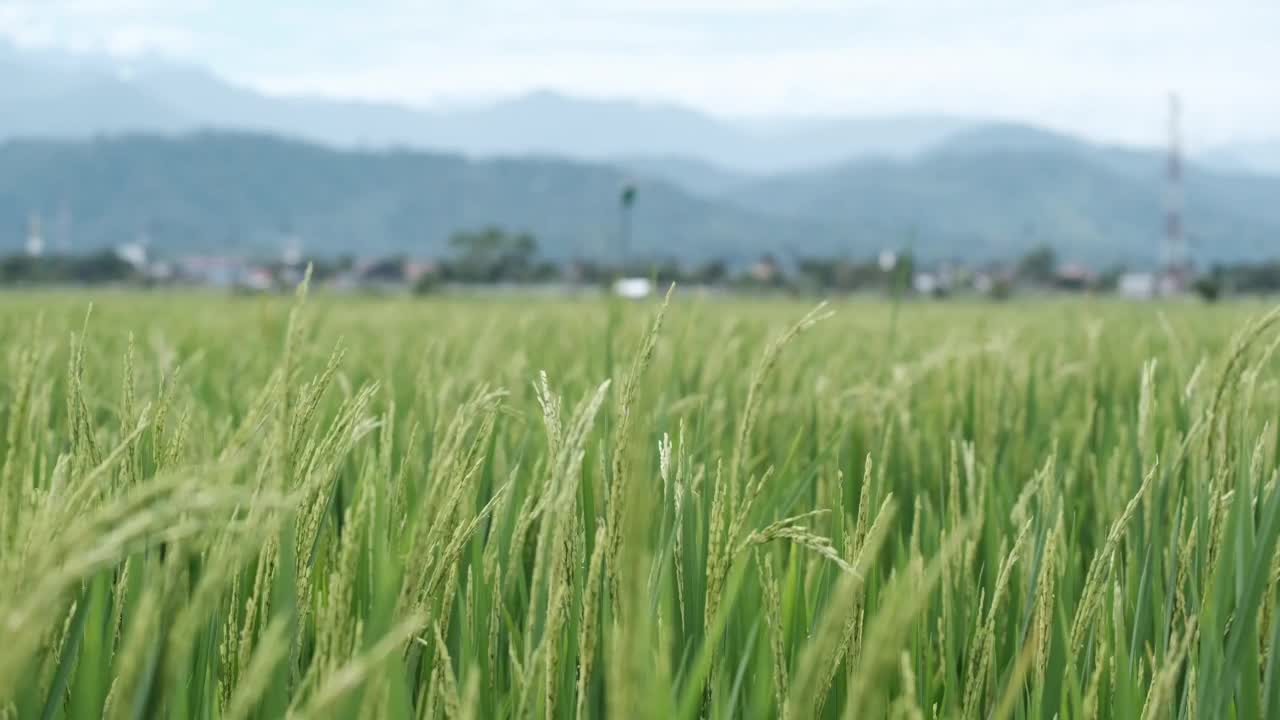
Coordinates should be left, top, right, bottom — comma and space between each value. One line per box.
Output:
1, 1, 1277, 299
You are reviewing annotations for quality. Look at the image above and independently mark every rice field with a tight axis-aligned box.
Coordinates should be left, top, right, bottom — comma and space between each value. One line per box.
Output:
4, 285, 1280, 719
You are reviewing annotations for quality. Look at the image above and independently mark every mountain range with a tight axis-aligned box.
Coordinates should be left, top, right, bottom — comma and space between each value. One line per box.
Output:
0, 133, 837, 262
0, 40, 973, 174
1, 40, 1279, 265
4, 128, 1279, 266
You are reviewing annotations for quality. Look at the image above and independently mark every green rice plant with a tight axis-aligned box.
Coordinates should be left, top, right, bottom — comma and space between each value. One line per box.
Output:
2, 289, 1280, 718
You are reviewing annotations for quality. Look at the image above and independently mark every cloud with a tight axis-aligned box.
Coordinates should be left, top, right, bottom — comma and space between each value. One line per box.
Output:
0, 0, 203, 55
2, 0, 1277, 145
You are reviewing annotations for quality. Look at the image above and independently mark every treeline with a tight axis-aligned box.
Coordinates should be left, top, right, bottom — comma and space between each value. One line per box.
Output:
0, 250, 140, 285
1197, 263, 1280, 298
6, 227, 1280, 300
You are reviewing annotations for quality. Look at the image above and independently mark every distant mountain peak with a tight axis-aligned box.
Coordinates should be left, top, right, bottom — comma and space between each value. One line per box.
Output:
929, 123, 1086, 156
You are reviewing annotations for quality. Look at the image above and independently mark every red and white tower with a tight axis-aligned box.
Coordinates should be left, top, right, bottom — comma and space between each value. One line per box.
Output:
1162, 93, 1189, 289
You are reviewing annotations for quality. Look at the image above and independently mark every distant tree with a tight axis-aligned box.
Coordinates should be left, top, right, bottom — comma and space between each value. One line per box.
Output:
0, 250, 137, 285
528, 260, 559, 283
693, 259, 728, 286
797, 258, 837, 289
561, 259, 604, 286
649, 259, 682, 286
1095, 265, 1126, 293
1, 255, 38, 283
1228, 262, 1280, 294
891, 251, 915, 297
363, 255, 407, 282
1017, 244, 1057, 284
73, 250, 136, 284
619, 184, 637, 265
794, 257, 887, 292
413, 271, 438, 295
989, 277, 1014, 301
447, 227, 540, 283
297, 255, 353, 283
734, 253, 786, 290
1192, 275, 1221, 302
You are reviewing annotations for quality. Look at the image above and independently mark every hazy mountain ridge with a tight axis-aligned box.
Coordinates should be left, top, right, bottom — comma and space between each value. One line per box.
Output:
0, 40, 973, 172
3, 41, 1279, 265
725, 128, 1280, 264
0, 132, 835, 262
2, 131, 1278, 266
1203, 141, 1280, 177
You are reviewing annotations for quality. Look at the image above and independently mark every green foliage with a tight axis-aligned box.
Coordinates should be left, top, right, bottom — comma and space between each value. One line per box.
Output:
0, 251, 138, 285
794, 257, 889, 293
2, 291, 1280, 718
446, 227, 542, 283
1211, 262, 1280, 295
1193, 275, 1222, 302
1017, 244, 1057, 284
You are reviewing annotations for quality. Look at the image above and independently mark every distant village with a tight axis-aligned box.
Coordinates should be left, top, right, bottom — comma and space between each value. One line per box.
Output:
3, 218, 1277, 301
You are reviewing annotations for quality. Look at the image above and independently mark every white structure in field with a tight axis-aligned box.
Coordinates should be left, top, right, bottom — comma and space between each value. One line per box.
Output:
1118, 272, 1156, 299
613, 277, 653, 299
283, 236, 304, 266
116, 242, 147, 268
912, 272, 938, 296
878, 250, 898, 272
25, 215, 44, 257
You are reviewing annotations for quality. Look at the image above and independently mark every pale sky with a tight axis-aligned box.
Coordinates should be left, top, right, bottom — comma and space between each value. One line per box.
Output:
1, 0, 1277, 148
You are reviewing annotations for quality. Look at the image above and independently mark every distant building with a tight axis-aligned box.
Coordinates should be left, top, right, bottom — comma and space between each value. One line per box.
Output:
25, 215, 44, 257
242, 268, 274, 292
147, 261, 174, 282
750, 254, 782, 284
1118, 272, 1156, 299
115, 242, 147, 268
327, 258, 439, 294
404, 261, 438, 285
878, 250, 898, 272
1054, 263, 1097, 291
178, 256, 245, 287
934, 261, 960, 292
562, 260, 596, 284
613, 277, 653, 299
282, 237, 303, 266
1157, 267, 1192, 296
913, 272, 939, 296
974, 273, 994, 295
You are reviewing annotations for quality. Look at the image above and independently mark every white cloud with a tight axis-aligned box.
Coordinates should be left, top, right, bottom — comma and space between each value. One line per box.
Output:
2, 0, 1277, 145
0, 0, 204, 55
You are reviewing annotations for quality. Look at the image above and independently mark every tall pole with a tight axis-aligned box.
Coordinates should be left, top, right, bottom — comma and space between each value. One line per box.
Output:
1164, 93, 1186, 277
619, 183, 636, 273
